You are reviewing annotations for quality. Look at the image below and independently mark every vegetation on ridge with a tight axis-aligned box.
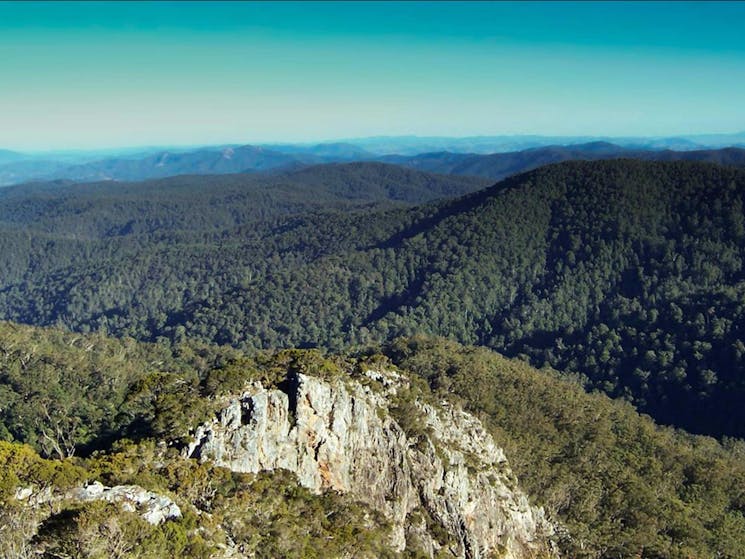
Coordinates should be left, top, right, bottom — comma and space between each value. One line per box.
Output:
380, 335, 745, 559
1, 322, 745, 557
1, 160, 745, 438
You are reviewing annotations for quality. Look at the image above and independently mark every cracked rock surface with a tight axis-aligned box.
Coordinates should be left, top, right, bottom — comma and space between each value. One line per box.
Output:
186, 369, 556, 559
14, 480, 181, 526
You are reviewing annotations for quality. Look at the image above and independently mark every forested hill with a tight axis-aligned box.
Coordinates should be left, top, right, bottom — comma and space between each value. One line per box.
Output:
382, 143, 745, 180
0, 162, 489, 238
359, 159, 745, 438
2, 159, 745, 437
280, 161, 492, 202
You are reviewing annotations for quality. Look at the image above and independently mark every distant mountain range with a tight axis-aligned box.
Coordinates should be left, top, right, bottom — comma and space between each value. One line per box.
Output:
335, 131, 745, 155
0, 144, 344, 186
2, 134, 745, 187
0, 149, 26, 166
258, 141, 375, 160
9, 145, 321, 185
382, 142, 745, 180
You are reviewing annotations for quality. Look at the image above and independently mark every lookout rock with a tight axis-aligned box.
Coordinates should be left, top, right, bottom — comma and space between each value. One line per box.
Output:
185, 368, 557, 558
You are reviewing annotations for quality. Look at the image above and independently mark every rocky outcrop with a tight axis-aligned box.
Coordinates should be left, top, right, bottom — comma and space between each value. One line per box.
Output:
185, 369, 557, 558
14, 481, 181, 525
69, 481, 182, 525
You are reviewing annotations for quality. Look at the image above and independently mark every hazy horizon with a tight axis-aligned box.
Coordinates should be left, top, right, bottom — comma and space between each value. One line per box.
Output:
4, 129, 745, 157
2, 1, 745, 151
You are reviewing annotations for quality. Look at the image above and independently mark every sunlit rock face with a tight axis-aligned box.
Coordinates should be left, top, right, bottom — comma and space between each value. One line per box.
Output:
186, 370, 557, 559
70, 481, 182, 525
14, 481, 181, 526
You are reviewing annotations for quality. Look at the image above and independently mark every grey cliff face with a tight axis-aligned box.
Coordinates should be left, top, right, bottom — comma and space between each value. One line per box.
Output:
185, 369, 557, 559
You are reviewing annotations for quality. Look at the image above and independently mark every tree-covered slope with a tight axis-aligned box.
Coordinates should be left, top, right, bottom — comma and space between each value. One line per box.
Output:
381, 335, 745, 559
280, 161, 491, 204
370, 159, 745, 439
1, 323, 745, 558
2, 159, 745, 438
0, 162, 489, 239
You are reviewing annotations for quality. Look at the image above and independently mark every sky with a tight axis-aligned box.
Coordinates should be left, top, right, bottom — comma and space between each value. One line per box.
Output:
1, 1, 745, 151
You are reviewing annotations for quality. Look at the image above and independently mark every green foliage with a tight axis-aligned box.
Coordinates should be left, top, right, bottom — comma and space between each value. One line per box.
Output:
389, 391, 429, 441
3, 160, 745, 437
255, 348, 346, 382
387, 377, 434, 443
380, 335, 745, 559
0, 438, 396, 558
124, 371, 211, 446
0, 321, 241, 456
201, 357, 257, 397
31, 500, 212, 559
2, 325, 745, 558
212, 470, 396, 559
0, 322, 168, 457
0, 440, 87, 499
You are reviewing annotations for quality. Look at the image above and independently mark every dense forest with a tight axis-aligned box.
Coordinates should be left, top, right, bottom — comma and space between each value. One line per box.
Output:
383, 336, 745, 559
2, 160, 745, 440
0, 162, 489, 239
1, 322, 745, 558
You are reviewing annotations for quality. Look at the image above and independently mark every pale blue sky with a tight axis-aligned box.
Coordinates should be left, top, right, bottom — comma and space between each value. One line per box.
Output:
1, 1, 744, 150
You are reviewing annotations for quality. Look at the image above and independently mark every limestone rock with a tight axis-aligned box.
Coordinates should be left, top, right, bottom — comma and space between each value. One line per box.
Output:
70, 481, 182, 525
186, 369, 557, 558
15, 481, 181, 526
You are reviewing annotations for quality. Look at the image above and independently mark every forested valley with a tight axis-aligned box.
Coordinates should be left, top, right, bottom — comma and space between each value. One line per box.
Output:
1, 159, 744, 438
